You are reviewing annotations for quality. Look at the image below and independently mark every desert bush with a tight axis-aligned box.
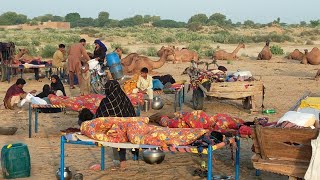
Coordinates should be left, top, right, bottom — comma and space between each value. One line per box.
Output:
270, 45, 284, 55
310, 36, 318, 41
15, 41, 29, 46
122, 48, 130, 54
110, 43, 122, 50
188, 41, 213, 58
188, 22, 203, 32
204, 48, 214, 58
80, 28, 100, 35
41, 45, 56, 58
300, 29, 320, 36
26, 46, 39, 56
31, 39, 40, 46
306, 40, 315, 45
164, 36, 175, 43
146, 47, 158, 56
137, 49, 147, 55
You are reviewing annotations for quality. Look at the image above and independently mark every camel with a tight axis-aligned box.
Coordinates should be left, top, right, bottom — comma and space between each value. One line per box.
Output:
257, 41, 272, 60
315, 69, 320, 81
212, 43, 245, 60
287, 49, 304, 61
302, 48, 320, 65
124, 48, 174, 74
113, 48, 139, 66
157, 46, 199, 64
114, 47, 123, 59
301, 49, 309, 64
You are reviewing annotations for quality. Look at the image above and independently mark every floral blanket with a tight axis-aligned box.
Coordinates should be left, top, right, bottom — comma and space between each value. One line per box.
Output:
159, 111, 250, 136
48, 93, 144, 113
80, 117, 207, 146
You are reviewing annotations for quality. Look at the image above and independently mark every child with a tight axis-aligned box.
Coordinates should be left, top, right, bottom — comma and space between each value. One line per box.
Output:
133, 67, 153, 100
80, 62, 91, 95
51, 75, 66, 96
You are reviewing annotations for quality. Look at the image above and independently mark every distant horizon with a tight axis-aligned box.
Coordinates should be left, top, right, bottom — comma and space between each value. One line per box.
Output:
0, 0, 320, 24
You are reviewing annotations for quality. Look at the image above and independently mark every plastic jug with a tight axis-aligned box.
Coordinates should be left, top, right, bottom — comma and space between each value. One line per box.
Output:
1, 143, 31, 179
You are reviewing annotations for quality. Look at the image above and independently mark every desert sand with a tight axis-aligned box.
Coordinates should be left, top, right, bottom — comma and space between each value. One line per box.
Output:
1, 42, 319, 180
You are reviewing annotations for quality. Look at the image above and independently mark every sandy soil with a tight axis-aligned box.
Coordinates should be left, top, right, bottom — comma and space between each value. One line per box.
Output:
1, 42, 319, 180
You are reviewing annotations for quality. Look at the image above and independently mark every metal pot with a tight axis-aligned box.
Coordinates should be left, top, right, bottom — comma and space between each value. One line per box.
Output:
56, 167, 72, 180
152, 96, 164, 110
142, 149, 165, 164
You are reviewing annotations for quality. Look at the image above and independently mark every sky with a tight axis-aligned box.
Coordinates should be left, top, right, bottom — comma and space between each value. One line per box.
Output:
0, 0, 319, 24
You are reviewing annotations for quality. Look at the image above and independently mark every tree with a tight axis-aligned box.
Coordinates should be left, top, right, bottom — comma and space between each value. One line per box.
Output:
243, 20, 255, 27
65, 13, 81, 27
310, 20, 320, 27
52, 16, 64, 22
96, 11, 109, 27
77, 18, 95, 27
300, 21, 307, 26
0, 12, 28, 25
105, 19, 120, 28
208, 13, 227, 26
188, 14, 208, 25
152, 20, 186, 28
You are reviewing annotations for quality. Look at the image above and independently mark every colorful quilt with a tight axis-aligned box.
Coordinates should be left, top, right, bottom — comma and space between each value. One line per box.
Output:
160, 111, 247, 135
80, 117, 207, 146
48, 93, 144, 113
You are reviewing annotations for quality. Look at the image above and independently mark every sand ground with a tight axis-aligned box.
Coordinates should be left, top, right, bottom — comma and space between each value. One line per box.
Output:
1, 43, 319, 180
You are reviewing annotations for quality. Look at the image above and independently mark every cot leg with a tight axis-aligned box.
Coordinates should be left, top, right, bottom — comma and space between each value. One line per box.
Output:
133, 149, 138, 161
235, 136, 240, 180
174, 92, 177, 112
35, 108, 38, 133
179, 89, 183, 111
207, 146, 212, 180
255, 169, 261, 176
60, 136, 65, 180
182, 84, 185, 103
101, 146, 105, 170
28, 103, 32, 138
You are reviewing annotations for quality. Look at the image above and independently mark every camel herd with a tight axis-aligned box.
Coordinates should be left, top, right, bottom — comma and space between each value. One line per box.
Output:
114, 41, 320, 75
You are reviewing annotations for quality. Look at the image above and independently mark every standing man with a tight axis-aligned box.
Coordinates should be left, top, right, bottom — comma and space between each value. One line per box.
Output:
67, 39, 90, 89
52, 44, 67, 78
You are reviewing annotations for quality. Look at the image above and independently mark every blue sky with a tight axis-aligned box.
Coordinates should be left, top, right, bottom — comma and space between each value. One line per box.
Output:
0, 0, 319, 24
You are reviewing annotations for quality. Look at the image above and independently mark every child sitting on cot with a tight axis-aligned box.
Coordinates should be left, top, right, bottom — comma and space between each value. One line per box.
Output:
132, 67, 153, 101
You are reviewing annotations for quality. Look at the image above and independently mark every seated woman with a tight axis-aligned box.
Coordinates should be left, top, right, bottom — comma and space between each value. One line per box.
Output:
3, 78, 36, 110
93, 39, 107, 63
51, 75, 66, 96
36, 84, 54, 103
79, 80, 137, 170
133, 67, 153, 101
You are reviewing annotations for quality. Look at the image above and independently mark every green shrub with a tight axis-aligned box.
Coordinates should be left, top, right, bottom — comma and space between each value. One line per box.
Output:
137, 49, 147, 55
15, 41, 29, 46
41, 45, 56, 58
111, 43, 122, 50
270, 45, 284, 55
26, 46, 39, 57
204, 48, 214, 58
146, 47, 158, 56
187, 22, 203, 32
80, 28, 100, 35
164, 36, 175, 43
31, 39, 40, 46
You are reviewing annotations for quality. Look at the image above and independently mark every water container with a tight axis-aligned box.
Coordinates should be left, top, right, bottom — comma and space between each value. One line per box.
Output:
1, 143, 31, 179
106, 52, 124, 80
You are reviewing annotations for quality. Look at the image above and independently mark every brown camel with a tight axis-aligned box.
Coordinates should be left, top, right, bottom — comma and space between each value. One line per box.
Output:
124, 48, 174, 74
212, 43, 245, 60
302, 48, 320, 65
114, 47, 123, 59
113, 48, 139, 66
287, 49, 304, 61
257, 41, 272, 60
157, 46, 199, 64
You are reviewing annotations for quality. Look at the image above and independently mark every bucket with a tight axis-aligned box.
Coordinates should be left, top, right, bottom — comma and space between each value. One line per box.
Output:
1, 143, 31, 179
106, 52, 124, 80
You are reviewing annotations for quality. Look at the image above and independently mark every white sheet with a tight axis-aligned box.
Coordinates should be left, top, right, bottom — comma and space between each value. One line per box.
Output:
305, 133, 320, 180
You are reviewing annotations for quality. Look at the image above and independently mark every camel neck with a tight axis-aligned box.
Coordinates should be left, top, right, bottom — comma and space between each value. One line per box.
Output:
232, 45, 242, 54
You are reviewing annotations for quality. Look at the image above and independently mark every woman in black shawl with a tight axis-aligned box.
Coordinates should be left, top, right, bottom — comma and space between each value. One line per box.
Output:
36, 84, 54, 99
95, 80, 137, 170
50, 75, 66, 96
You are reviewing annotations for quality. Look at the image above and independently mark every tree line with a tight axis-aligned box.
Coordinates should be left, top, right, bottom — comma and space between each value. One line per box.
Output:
0, 11, 319, 30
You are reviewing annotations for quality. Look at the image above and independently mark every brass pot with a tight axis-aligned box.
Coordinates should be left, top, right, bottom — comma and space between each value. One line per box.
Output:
142, 149, 165, 164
